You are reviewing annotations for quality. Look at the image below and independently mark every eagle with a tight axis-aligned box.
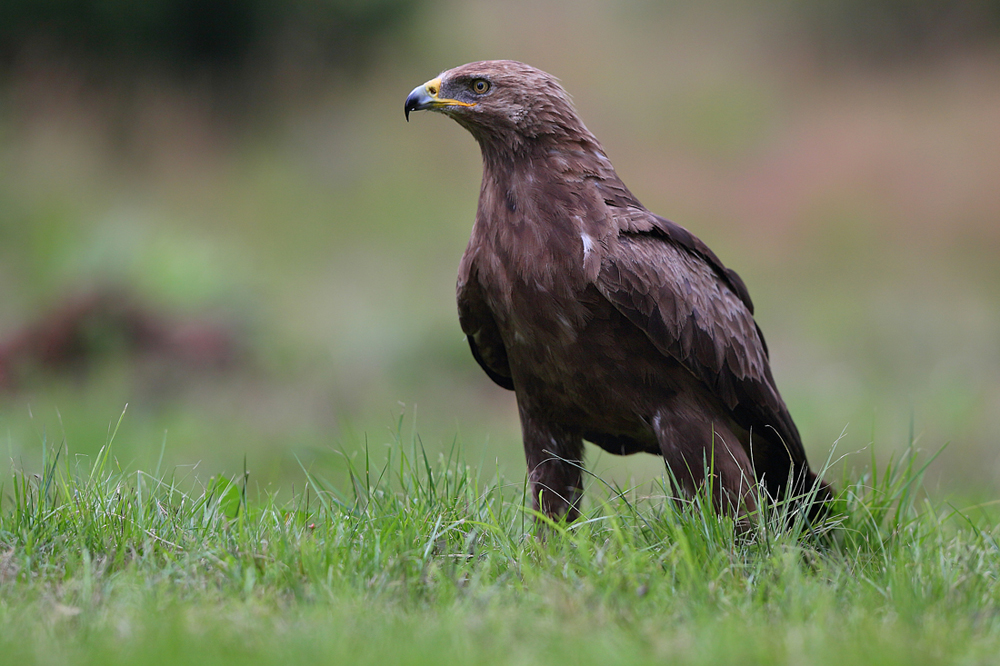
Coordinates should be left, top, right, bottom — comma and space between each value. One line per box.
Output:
405, 60, 830, 522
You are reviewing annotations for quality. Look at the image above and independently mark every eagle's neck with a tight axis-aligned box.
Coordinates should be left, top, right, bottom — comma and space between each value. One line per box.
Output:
475, 126, 607, 173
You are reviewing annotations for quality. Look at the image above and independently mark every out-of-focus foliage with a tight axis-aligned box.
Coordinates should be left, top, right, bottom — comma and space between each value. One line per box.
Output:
0, 0, 998, 498
794, 0, 1000, 60
0, 0, 425, 74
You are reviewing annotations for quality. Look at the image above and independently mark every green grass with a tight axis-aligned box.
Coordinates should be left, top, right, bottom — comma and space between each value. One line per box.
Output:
2, 418, 999, 665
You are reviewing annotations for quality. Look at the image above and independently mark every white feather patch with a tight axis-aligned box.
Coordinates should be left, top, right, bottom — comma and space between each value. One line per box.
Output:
580, 231, 601, 281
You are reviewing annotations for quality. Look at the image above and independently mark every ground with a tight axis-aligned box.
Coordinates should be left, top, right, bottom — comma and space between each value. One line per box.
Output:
1, 430, 999, 665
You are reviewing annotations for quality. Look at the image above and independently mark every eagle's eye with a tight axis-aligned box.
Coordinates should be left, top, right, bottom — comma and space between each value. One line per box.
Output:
471, 79, 490, 94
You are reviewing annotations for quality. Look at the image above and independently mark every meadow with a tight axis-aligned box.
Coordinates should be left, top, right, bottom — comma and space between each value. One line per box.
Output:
1, 1, 1000, 662
1, 429, 999, 665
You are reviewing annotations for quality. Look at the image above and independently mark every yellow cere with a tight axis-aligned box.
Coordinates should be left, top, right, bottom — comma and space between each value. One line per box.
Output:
423, 76, 476, 108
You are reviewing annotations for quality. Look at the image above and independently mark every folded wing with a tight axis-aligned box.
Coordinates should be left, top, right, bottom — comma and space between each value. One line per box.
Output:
595, 209, 809, 494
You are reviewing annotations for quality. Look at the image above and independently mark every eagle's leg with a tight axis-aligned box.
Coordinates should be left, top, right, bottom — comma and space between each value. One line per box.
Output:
518, 407, 584, 521
652, 410, 757, 519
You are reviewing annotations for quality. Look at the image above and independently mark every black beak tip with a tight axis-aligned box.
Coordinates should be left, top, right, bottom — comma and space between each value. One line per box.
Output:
404, 91, 419, 122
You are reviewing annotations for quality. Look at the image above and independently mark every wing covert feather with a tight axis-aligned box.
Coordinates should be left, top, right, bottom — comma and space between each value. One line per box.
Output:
595, 228, 807, 468
457, 260, 514, 391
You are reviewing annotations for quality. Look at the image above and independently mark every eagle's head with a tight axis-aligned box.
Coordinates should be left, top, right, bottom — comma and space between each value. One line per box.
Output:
405, 60, 590, 151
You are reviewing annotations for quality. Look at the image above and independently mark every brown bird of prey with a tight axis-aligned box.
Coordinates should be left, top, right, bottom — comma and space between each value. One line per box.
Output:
405, 60, 829, 522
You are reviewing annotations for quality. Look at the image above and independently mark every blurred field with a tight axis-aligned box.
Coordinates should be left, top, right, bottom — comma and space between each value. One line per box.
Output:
1, 0, 998, 500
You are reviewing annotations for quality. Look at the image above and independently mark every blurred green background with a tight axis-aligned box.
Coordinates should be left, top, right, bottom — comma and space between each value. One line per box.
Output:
0, 0, 998, 500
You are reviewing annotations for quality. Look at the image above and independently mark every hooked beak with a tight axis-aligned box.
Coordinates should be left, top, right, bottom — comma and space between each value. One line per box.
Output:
404, 77, 475, 121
